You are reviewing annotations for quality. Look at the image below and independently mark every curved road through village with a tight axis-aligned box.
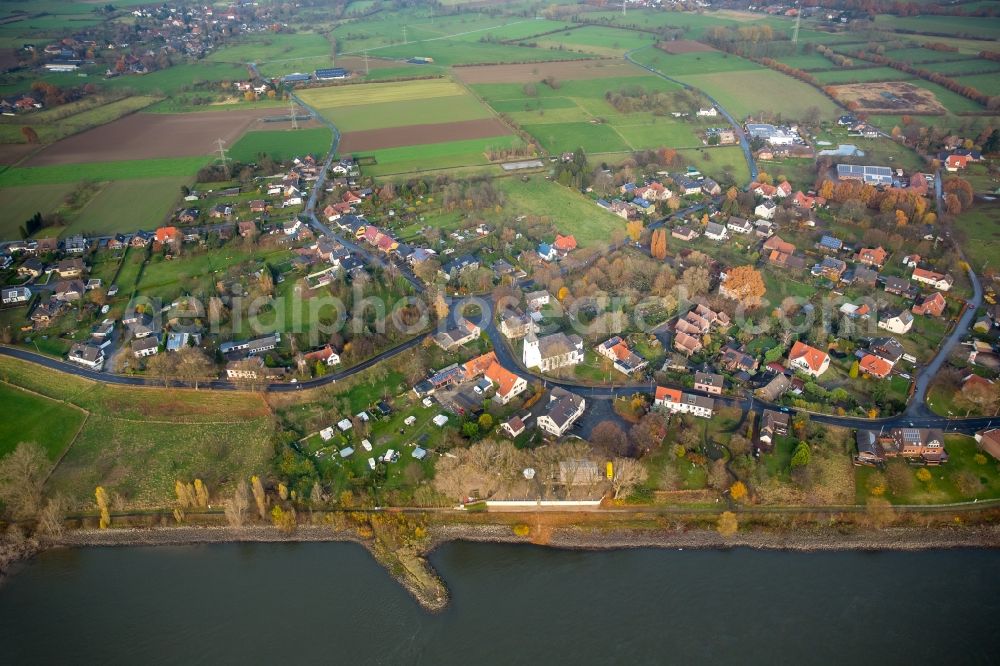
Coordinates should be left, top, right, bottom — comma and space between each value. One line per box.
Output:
3, 59, 990, 438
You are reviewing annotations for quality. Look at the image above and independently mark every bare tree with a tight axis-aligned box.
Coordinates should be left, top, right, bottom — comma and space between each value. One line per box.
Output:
36, 495, 69, 538
611, 458, 648, 499
176, 347, 216, 389
251, 475, 267, 520
224, 479, 250, 527
0, 442, 48, 518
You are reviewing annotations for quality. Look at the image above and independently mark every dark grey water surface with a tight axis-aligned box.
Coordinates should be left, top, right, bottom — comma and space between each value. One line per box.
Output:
0, 542, 997, 665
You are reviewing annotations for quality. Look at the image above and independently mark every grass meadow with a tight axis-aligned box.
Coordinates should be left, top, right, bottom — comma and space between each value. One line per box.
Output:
229, 127, 333, 162
0, 383, 86, 460
359, 135, 522, 176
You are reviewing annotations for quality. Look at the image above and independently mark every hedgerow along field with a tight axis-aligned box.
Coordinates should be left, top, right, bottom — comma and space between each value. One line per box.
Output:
0, 383, 86, 461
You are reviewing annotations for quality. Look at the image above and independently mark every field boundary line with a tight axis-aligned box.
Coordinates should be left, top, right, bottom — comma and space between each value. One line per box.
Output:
42, 411, 90, 488
0, 379, 91, 414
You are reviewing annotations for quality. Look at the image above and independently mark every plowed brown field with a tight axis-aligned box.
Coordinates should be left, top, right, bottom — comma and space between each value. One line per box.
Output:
25, 108, 286, 165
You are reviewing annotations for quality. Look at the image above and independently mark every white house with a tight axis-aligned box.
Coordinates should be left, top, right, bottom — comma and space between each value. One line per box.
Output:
911, 267, 953, 292
1, 286, 30, 304
726, 217, 753, 234
755, 200, 776, 220
653, 386, 714, 419
536, 387, 586, 437
788, 341, 830, 378
68, 342, 104, 371
877, 310, 914, 334
704, 222, 728, 241
132, 336, 160, 358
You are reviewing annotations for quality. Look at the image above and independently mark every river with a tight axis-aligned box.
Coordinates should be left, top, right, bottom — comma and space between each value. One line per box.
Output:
1, 542, 997, 664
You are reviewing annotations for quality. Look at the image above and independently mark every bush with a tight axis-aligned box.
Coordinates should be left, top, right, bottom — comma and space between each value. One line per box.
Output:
512, 523, 531, 537
916, 468, 932, 482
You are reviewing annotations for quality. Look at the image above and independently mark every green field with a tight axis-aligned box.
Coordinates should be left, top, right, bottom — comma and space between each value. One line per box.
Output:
358, 135, 522, 176
0, 182, 76, 237
0, 384, 86, 460
0, 156, 208, 187
0, 94, 162, 145
920, 59, 1000, 75
874, 14, 1000, 39
813, 67, 914, 84
535, 25, 657, 56
882, 48, 976, 64
209, 32, 332, 65
954, 202, 1000, 271
630, 48, 764, 75
676, 146, 751, 186
674, 68, 841, 120
64, 177, 186, 236
100, 62, 253, 96
229, 127, 333, 162
494, 177, 623, 247
523, 121, 632, 154
955, 72, 1000, 96
362, 40, 591, 66
298, 78, 493, 131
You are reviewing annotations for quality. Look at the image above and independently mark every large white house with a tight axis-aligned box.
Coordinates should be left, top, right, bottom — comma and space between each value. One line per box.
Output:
536, 387, 586, 436
68, 342, 104, 371
788, 341, 830, 378
523, 331, 583, 372
653, 387, 715, 419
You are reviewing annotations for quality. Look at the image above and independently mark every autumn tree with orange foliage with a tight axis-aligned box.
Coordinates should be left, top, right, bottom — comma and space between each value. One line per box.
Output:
721, 265, 766, 307
650, 228, 668, 260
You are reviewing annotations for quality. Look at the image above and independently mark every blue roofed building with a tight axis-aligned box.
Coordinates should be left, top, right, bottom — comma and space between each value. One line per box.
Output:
538, 243, 556, 261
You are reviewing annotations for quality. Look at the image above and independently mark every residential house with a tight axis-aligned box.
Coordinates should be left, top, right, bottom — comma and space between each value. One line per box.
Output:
501, 415, 528, 438
856, 247, 888, 268
536, 387, 586, 437
877, 309, 914, 334
671, 226, 699, 241
1, 286, 30, 304
63, 234, 87, 254
67, 342, 104, 370
852, 267, 878, 288
130, 231, 153, 248
500, 310, 538, 339
673, 174, 702, 195
975, 429, 1000, 462
219, 333, 279, 358
884, 276, 916, 297
553, 234, 577, 255
912, 267, 953, 291
653, 387, 715, 419
870, 337, 905, 365
673, 330, 702, 356
155, 226, 179, 245
54, 258, 86, 278
726, 217, 753, 235
788, 340, 830, 377
701, 178, 721, 196
763, 236, 804, 271
177, 208, 199, 224
525, 290, 551, 311
484, 362, 528, 404
433, 320, 481, 351
858, 428, 948, 464
840, 302, 872, 320
596, 336, 648, 375
54, 279, 85, 302
755, 200, 776, 219
757, 409, 790, 452
523, 331, 583, 372
304, 344, 341, 367
791, 191, 823, 209
945, 154, 969, 171
132, 336, 160, 358
693, 371, 724, 395
440, 255, 479, 281
537, 243, 557, 262
859, 353, 892, 378
719, 345, 758, 374
912, 292, 946, 317
818, 235, 844, 253
17, 258, 44, 278
634, 182, 671, 201
704, 222, 728, 241
813, 256, 847, 281
30, 300, 63, 327
756, 373, 791, 402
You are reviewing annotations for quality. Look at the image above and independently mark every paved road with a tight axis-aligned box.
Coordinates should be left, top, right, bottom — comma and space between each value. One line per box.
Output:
905, 171, 984, 415
625, 46, 758, 183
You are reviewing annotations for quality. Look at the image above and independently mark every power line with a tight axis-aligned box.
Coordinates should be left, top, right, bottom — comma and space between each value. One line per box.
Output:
290, 98, 298, 130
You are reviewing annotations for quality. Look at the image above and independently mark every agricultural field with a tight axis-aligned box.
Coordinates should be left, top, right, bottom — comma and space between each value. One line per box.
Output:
473, 72, 707, 154
208, 32, 334, 76
533, 25, 658, 56
676, 146, 751, 186
0, 156, 209, 187
99, 62, 252, 96
358, 135, 523, 176
25, 109, 281, 166
0, 384, 86, 460
0, 182, 76, 237
453, 59, 640, 84
228, 127, 333, 162
873, 14, 1000, 40
633, 48, 764, 75
921, 59, 1000, 75
812, 67, 915, 84
360, 40, 591, 66
339, 118, 510, 153
0, 94, 161, 146
298, 78, 494, 132
674, 69, 840, 120
63, 177, 186, 236
955, 72, 1000, 96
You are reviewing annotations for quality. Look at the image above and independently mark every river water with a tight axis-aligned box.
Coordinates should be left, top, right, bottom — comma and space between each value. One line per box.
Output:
1, 542, 997, 664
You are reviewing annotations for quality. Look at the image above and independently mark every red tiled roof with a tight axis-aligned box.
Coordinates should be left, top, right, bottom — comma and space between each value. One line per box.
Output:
789, 340, 829, 373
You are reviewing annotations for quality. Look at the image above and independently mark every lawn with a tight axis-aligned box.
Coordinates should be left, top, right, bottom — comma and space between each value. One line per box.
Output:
675, 146, 751, 186
0, 156, 209, 187
358, 135, 522, 176
674, 69, 841, 120
494, 177, 624, 247
229, 127, 333, 162
855, 436, 1000, 505
0, 383, 86, 460
63, 177, 186, 236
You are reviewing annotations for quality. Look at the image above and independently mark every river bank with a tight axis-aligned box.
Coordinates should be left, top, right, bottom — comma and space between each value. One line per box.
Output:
7, 521, 997, 612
